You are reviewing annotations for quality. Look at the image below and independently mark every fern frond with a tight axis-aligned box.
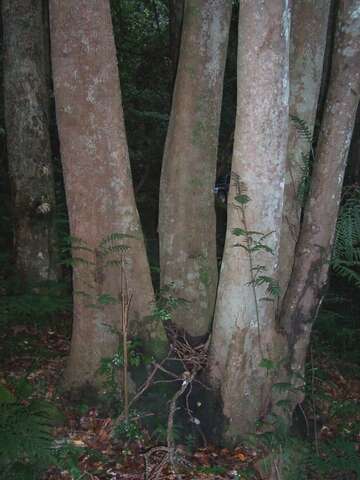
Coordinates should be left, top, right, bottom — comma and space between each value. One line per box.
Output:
331, 260, 360, 288
297, 151, 312, 205
231, 172, 247, 194
334, 197, 360, 260
0, 400, 57, 468
289, 116, 315, 205
290, 114, 313, 144
332, 188, 360, 287
99, 244, 130, 257
99, 232, 134, 247
104, 259, 125, 268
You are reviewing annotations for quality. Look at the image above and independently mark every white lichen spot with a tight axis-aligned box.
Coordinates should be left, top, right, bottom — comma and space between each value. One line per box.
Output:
37, 202, 51, 214
87, 88, 95, 104
80, 35, 90, 54
110, 178, 124, 193
39, 165, 50, 177
187, 271, 199, 282
345, 128, 353, 150
201, 3, 228, 88
350, 5, 360, 20
343, 46, 357, 57
342, 6, 360, 34
282, 71, 290, 107
85, 136, 97, 155
129, 222, 139, 233
115, 206, 139, 234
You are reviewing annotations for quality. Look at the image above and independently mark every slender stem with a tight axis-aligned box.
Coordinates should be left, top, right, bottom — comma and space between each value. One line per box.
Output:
167, 370, 197, 476
120, 252, 131, 423
233, 175, 263, 357
123, 302, 129, 422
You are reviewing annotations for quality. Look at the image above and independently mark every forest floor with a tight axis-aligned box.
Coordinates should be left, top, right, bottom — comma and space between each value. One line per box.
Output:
1, 321, 360, 480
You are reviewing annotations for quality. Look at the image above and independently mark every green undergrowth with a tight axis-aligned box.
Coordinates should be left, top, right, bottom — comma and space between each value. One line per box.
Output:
0, 374, 109, 480
252, 360, 360, 479
1, 312, 360, 479
0, 279, 72, 328
0, 379, 61, 479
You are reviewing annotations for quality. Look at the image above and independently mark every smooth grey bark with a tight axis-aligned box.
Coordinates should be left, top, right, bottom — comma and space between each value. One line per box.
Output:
159, 0, 232, 340
208, 0, 291, 442
2, 0, 58, 283
280, 0, 360, 387
50, 0, 167, 387
278, 0, 331, 300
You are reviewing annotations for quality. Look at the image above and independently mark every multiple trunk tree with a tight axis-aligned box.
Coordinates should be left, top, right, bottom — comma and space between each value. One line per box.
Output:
2, 0, 359, 445
2, 0, 58, 283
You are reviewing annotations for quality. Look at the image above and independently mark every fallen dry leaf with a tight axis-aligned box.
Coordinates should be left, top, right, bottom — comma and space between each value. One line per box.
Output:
232, 451, 247, 461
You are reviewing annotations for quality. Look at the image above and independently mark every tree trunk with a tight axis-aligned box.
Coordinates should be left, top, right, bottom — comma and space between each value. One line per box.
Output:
2, 0, 58, 283
50, 0, 167, 387
280, 0, 360, 389
159, 0, 232, 340
208, 0, 291, 442
278, 0, 331, 299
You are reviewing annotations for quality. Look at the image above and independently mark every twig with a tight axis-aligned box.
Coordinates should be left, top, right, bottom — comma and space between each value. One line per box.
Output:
120, 252, 132, 423
143, 446, 169, 480
298, 401, 310, 437
185, 383, 207, 447
167, 370, 198, 477
154, 363, 179, 379
128, 355, 170, 410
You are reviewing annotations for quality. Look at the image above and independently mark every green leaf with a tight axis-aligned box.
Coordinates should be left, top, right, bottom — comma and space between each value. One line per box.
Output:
97, 293, 118, 305
13, 379, 33, 400
234, 194, 250, 204
251, 244, 274, 254
0, 385, 15, 403
259, 358, 275, 371
232, 227, 247, 236
99, 232, 134, 248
